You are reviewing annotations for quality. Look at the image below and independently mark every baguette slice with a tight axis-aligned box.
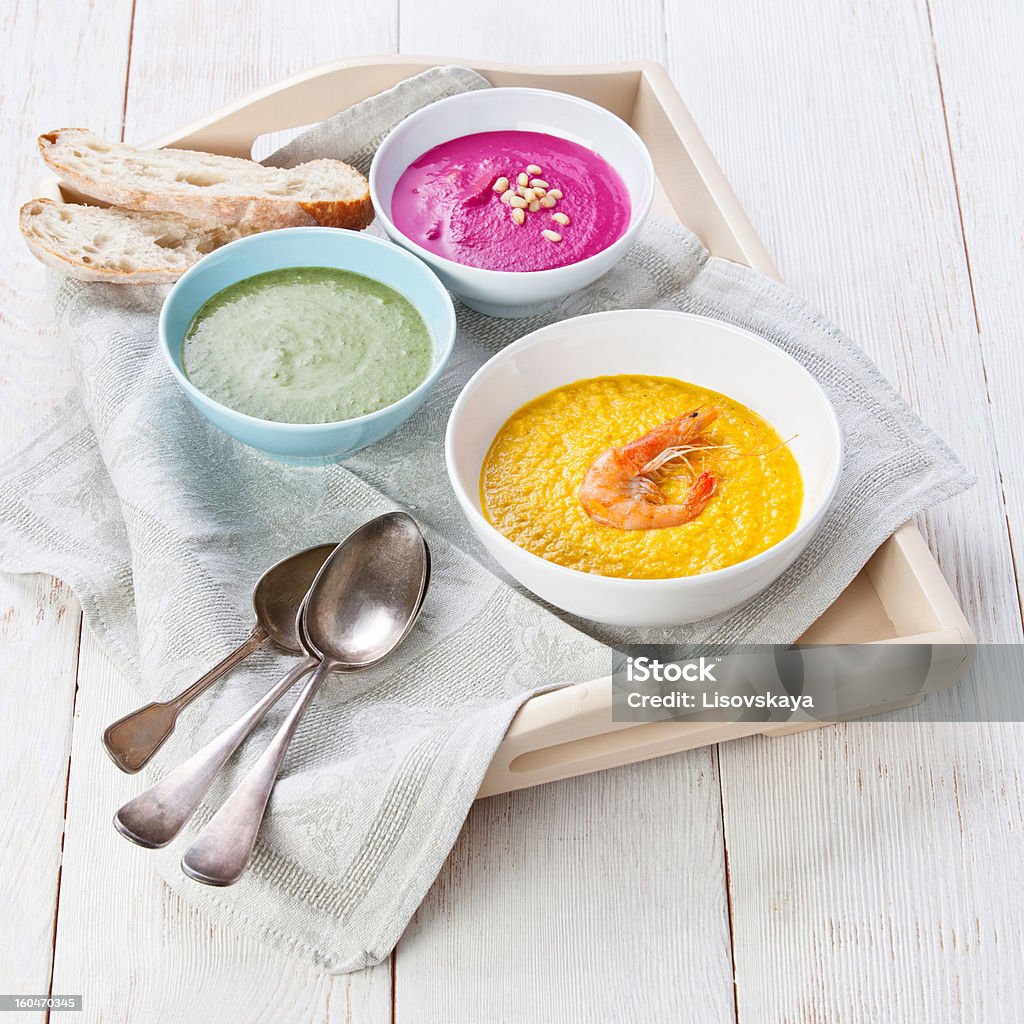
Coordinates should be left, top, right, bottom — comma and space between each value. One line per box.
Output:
38, 128, 374, 232
19, 198, 244, 283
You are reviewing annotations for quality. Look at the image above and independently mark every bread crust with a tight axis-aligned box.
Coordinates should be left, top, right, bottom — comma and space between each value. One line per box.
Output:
38, 129, 374, 232
299, 199, 375, 231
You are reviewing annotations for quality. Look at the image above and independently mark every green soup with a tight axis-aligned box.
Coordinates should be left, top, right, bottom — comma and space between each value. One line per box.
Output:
182, 267, 434, 424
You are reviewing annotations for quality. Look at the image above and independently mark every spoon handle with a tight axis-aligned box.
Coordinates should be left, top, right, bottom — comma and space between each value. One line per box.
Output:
181, 658, 334, 886
102, 626, 270, 774
113, 656, 318, 849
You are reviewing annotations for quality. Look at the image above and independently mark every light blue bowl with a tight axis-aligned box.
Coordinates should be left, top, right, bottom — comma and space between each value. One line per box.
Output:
159, 227, 457, 465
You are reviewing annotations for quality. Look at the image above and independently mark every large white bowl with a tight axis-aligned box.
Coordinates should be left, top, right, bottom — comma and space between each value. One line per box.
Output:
445, 310, 843, 627
369, 88, 655, 318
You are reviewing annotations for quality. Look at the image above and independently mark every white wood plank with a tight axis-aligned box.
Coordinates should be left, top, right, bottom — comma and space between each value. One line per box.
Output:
0, 0, 132, 1011
927, 0, 1024, 627
122, 0, 398, 143
49, 630, 393, 1023
661, 1, 1024, 1019
720, 721, 1024, 1021
0, 575, 81, 1006
398, 0, 664, 65
665, 0, 1020, 645
45, 3, 398, 1019
398, 755, 736, 1023
391, 8, 737, 1021
0, 0, 132, 438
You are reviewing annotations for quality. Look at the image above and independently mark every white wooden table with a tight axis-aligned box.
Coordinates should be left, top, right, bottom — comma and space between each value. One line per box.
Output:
2, 2, 1022, 1021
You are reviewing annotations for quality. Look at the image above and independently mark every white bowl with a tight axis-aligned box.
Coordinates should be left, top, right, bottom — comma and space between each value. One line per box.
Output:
445, 310, 843, 627
369, 88, 655, 318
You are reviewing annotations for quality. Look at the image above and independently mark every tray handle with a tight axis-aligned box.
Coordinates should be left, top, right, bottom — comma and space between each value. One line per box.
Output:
478, 626, 973, 798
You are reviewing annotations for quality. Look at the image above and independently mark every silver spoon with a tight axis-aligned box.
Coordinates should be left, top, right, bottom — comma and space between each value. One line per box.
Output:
103, 544, 337, 773
181, 511, 430, 887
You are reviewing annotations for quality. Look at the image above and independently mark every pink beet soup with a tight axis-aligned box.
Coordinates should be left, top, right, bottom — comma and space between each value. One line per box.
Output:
390, 130, 631, 273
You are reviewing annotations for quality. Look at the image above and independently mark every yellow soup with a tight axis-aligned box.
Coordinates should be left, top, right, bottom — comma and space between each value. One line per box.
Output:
480, 374, 803, 579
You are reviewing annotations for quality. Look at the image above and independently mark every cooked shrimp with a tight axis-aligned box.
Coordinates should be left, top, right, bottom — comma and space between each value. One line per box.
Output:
578, 407, 721, 530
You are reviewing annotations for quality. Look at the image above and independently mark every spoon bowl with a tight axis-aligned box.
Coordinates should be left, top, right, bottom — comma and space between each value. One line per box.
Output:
254, 543, 339, 651
303, 512, 431, 668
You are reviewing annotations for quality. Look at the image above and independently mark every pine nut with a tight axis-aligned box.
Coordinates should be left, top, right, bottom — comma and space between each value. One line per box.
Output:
509, 195, 528, 208
539, 195, 556, 208
526, 164, 542, 175
530, 179, 549, 189
522, 188, 536, 202
552, 212, 570, 225
517, 172, 529, 186
517, 184, 530, 198
533, 187, 547, 197
542, 229, 562, 242
493, 176, 510, 193
511, 207, 526, 225
548, 188, 563, 200
529, 200, 541, 212
500, 188, 515, 204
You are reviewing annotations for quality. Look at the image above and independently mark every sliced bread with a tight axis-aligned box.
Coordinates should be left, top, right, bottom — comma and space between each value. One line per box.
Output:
38, 128, 374, 232
19, 198, 244, 283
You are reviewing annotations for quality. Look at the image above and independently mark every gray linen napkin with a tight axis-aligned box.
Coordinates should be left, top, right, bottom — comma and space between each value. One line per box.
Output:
0, 67, 970, 972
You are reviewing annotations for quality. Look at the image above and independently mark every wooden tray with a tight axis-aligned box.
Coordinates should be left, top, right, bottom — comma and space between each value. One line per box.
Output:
35, 57, 976, 797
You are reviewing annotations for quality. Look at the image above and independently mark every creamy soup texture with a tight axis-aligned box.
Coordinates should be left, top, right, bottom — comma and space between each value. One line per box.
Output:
481, 374, 804, 579
391, 130, 630, 272
183, 267, 433, 424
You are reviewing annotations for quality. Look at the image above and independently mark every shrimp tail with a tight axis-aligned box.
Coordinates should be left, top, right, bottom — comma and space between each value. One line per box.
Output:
642, 472, 717, 529
682, 470, 716, 515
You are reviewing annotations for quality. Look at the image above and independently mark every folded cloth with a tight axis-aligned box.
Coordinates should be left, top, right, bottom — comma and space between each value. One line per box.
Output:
0, 66, 970, 972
